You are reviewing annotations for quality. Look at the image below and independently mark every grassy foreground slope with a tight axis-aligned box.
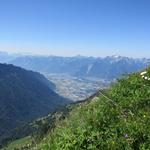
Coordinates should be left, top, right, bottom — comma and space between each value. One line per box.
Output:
4, 68, 150, 150
36, 68, 150, 150
2, 136, 32, 150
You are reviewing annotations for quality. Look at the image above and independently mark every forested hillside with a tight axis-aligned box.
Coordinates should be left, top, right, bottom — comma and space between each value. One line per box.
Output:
0, 64, 71, 147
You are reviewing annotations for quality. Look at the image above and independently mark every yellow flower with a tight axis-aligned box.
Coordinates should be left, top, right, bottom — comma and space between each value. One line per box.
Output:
112, 141, 115, 145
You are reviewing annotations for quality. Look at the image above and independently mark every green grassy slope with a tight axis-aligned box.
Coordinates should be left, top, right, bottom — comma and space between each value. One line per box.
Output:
3, 68, 150, 150
37, 68, 150, 150
2, 136, 32, 150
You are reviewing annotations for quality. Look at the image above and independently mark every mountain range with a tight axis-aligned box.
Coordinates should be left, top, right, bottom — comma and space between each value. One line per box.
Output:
0, 53, 148, 80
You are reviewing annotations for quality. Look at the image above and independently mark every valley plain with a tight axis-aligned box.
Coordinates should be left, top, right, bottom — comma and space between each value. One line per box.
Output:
46, 74, 110, 101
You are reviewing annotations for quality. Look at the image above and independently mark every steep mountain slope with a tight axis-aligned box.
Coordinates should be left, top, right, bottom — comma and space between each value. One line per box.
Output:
9, 55, 150, 79
36, 67, 150, 149
0, 64, 71, 146
5, 67, 150, 150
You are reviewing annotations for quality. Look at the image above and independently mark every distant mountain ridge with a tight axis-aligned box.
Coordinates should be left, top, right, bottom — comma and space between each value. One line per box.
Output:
75, 56, 149, 79
5, 55, 150, 79
0, 63, 71, 146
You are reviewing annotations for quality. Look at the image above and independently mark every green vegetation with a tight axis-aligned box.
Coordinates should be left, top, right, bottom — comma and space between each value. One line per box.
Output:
37, 68, 150, 150
2, 136, 32, 150
3, 68, 150, 149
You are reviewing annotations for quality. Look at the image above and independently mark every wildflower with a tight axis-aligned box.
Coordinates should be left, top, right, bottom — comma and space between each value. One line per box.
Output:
142, 75, 145, 78
140, 71, 147, 76
143, 115, 146, 118
124, 134, 129, 139
144, 76, 148, 80
112, 141, 115, 145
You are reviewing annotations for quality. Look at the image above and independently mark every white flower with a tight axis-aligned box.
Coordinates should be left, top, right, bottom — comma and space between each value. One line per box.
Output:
145, 76, 148, 80
140, 71, 147, 76
142, 75, 145, 78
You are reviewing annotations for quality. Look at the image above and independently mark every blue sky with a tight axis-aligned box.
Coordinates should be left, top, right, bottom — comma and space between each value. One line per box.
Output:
0, 0, 150, 57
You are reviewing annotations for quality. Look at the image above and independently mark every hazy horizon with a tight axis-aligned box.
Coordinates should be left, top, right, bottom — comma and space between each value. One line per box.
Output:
1, 50, 150, 59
